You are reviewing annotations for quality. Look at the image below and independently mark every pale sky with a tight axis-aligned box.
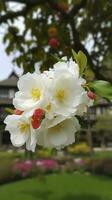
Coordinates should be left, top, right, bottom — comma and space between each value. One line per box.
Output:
0, 2, 24, 81
0, 43, 14, 80
0, 42, 22, 81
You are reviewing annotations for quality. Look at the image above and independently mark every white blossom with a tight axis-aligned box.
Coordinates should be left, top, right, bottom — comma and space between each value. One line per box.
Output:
50, 71, 84, 117
4, 113, 37, 152
13, 73, 47, 111
36, 116, 80, 149
4, 56, 94, 151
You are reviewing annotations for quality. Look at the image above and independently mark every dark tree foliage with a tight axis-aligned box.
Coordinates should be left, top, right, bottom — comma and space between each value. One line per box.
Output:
0, 0, 112, 81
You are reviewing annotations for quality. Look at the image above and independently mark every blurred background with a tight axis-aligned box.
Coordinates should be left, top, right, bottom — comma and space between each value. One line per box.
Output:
0, 0, 112, 200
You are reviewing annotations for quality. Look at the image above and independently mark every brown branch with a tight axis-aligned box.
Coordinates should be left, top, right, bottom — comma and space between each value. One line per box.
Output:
69, 19, 107, 81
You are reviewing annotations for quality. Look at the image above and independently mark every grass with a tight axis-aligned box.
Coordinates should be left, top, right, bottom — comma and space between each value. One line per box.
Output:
0, 151, 24, 160
0, 173, 112, 200
93, 151, 112, 159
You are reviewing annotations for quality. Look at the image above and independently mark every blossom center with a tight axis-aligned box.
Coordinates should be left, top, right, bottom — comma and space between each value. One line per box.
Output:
45, 103, 52, 111
49, 123, 62, 133
55, 90, 65, 102
31, 88, 41, 101
18, 122, 29, 133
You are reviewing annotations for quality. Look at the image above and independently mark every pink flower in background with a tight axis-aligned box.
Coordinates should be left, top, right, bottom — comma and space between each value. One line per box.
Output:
13, 159, 59, 177
36, 159, 59, 169
13, 160, 33, 177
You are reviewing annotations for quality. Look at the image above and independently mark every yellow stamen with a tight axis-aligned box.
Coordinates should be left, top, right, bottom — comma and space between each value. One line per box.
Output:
31, 88, 41, 101
55, 90, 65, 102
18, 122, 29, 133
45, 103, 52, 111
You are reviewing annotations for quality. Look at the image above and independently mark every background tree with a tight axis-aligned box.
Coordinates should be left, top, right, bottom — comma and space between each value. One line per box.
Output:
0, 0, 112, 81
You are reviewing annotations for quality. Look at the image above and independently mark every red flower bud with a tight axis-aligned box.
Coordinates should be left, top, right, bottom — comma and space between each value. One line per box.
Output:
32, 108, 44, 120
48, 38, 59, 48
31, 108, 45, 129
87, 91, 95, 100
31, 118, 40, 129
14, 109, 23, 115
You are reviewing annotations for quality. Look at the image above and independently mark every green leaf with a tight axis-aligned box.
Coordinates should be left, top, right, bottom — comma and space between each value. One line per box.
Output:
72, 50, 87, 75
5, 108, 14, 114
90, 80, 112, 100
71, 49, 78, 63
51, 54, 66, 62
84, 68, 95, 81
77, 51, 87, 74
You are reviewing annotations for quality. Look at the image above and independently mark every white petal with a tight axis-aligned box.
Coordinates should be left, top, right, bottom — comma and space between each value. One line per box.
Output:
4, 115, 21, 134
73, 117, 81, 131
37, 129, 53, 148
68, 60, 79, 78
26, 132, 37, 152
18, 73, 43, 92
13, 72, 46, 111
48, 129, 67, 146
10, 131, 29, 147
13, 91, 42, 111
44, 115, 66, 129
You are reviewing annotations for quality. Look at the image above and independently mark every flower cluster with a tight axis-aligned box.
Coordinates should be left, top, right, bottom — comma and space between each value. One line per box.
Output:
4, 56, 94, 151
13, 160, 33, 177
13, 159, 59, 178
36, 159, 59, 170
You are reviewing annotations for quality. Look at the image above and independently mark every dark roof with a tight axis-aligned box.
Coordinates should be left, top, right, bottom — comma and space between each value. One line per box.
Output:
0, 71, 18, 87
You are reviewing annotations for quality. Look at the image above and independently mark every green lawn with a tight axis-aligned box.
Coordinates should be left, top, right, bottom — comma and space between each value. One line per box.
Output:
0, 173, 112, 200
93, 151, 112, 158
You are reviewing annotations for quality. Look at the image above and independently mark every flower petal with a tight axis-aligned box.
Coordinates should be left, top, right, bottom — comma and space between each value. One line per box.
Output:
10, 131, 29, 147
48, 129, 67, 146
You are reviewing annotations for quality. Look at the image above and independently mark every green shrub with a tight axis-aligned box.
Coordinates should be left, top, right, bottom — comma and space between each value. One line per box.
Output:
67, 143, 90, 156
36, 148, 54, 158
85, 158, 112, 176
0, 158, 15, 184
0, 151, 24, 184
